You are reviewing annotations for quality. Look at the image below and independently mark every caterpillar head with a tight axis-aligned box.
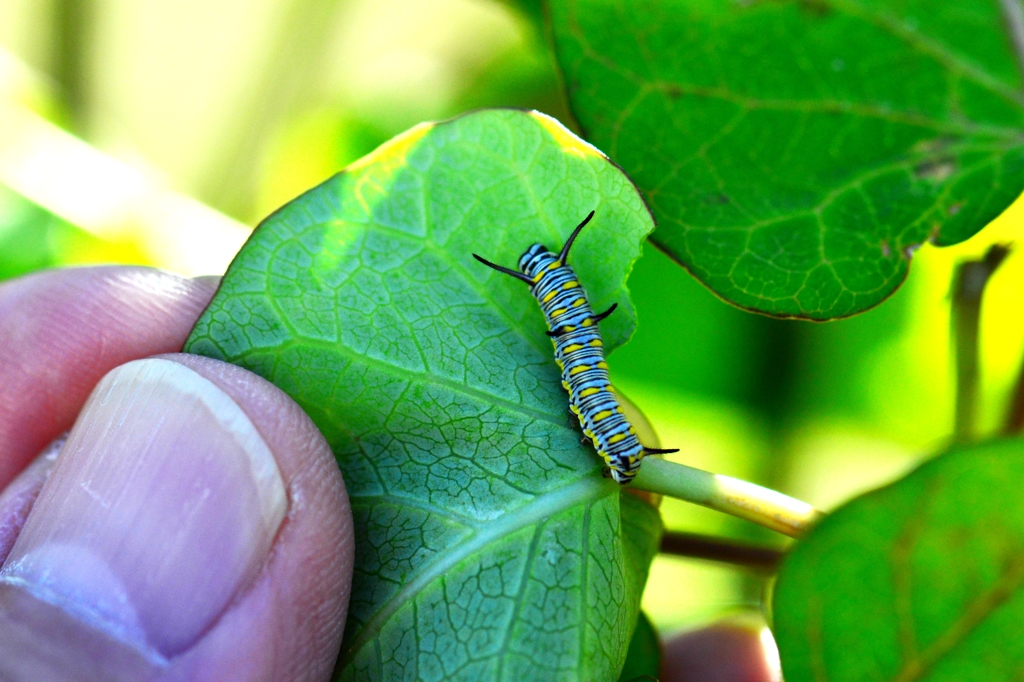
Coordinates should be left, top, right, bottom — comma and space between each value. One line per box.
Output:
518, 244, 558, 281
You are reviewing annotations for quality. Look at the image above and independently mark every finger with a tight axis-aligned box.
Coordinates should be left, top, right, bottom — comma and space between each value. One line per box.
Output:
0, 355, 353, 682
0, 437, 63, 564
661, 620, 780, 682
0, 266, 217, 488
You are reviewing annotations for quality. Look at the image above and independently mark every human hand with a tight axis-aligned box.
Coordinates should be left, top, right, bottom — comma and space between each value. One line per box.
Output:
0, 267, 354, 681
660, 619, 779, 682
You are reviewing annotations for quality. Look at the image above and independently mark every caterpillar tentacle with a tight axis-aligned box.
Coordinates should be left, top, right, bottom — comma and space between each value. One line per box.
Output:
591, 303, 618, 323
471, 253, 535, 284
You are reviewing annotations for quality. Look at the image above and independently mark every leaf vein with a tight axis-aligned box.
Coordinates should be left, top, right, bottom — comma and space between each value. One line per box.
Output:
337, 476, 614, 670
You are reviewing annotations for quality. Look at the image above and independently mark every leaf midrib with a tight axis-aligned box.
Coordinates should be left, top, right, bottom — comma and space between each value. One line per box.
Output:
246, 336, 567, 430
890, 553, 1024, 681
337, 475, 615, 669
837, 0, 1024, 108
634, 82, 1023, 137
567, 0, 1024, 114
649, 139, 1024, 265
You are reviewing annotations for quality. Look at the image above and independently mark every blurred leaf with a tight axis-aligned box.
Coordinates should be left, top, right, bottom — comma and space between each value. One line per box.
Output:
0, 186, 153, 279
549, 0, 1024, 319
257, 111, 392, 218
0, 186, 58, 280
789, 283, 907, 417
0, 185, 115, 280
618, 610, 662, 681
185, 109, 662, 681
774, 436, 1024, 680
609, 242, 792, 406
498, 0, 546, 27
453, 32, 578, 135
259, 6, 574, 219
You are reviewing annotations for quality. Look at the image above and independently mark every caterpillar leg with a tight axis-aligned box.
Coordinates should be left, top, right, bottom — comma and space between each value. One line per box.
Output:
548, 305, 611, 336
599, 467, 633, 484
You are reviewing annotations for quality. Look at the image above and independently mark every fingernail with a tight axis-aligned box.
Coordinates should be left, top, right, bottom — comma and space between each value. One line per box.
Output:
0, 358, 287, 662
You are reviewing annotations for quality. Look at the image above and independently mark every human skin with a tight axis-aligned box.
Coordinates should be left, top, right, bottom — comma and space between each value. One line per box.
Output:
0, 266, 771, 682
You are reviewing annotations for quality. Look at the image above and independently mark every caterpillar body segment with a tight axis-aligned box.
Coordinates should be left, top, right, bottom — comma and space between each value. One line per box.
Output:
473, 211, 678, 484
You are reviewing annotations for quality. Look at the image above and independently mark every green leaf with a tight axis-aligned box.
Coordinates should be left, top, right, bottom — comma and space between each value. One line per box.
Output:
549, 0, 1024, 319
184, 109, 662, 681
773, 436, 1024, 680
618, 611, 662, 682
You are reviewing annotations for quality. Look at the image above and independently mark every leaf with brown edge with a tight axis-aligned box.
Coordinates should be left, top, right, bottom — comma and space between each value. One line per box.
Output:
549, 0, 1024, 319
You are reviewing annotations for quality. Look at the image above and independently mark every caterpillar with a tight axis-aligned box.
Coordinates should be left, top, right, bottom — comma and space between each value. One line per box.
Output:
473, 211, 678, 484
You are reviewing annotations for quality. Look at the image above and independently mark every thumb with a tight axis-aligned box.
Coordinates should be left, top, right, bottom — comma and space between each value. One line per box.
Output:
0, 355, 353, 682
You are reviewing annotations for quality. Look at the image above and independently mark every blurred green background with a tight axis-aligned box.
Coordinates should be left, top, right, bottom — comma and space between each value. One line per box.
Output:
1, 0, 1022, 641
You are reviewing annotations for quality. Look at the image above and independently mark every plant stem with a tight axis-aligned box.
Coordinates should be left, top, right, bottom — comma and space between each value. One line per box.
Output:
630, 458, 822, 538
1006, 349, 1024, 435
951, 244, 1012, 442
659, 530, 783, 572
52, 0, 94, 133
999, 0, 1024, 83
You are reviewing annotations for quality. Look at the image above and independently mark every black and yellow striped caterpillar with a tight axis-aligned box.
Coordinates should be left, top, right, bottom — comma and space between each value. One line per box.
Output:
474, 211, 678, 484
